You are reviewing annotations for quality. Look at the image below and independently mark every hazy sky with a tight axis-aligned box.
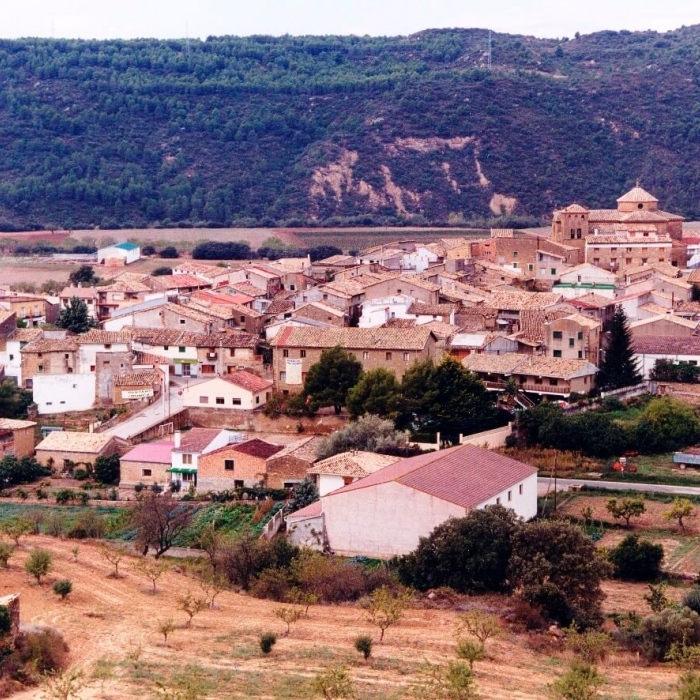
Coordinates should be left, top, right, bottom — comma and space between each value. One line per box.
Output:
1, 0, 699, 40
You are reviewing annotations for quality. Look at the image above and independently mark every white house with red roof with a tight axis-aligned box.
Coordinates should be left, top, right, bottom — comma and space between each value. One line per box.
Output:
286, 444, 537, 558
182, 370, 273, 411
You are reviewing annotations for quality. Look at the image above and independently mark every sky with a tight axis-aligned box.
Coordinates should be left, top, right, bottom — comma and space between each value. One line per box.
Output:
0, 0, 699, 41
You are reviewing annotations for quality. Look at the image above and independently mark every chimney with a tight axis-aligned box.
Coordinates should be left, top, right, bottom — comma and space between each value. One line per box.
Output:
174, 431, 181, 448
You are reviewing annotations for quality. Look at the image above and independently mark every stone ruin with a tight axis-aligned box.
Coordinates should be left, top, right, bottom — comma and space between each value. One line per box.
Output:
0, 593, 20, 642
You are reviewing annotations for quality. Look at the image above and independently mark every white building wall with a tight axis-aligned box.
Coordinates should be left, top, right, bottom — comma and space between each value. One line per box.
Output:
321, 473, 538, 558
318, 474, 347, 497
183, 377, 265, 410
33, 374, 96, 414
634, 351, 700, 379
0, 340, 23, 384
358, 296, 413, 328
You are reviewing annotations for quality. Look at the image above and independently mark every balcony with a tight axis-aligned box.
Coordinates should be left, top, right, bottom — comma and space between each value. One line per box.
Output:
484, 380, 507, 391
521, 382, 571, 396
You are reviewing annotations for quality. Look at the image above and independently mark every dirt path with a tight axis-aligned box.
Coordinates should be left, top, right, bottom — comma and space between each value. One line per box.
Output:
0, 536, 683, 699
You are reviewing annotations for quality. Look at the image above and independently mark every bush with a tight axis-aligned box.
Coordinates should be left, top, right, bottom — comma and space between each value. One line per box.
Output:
152, 266, 173, 276
13, 627, 69, 674
25, 548, 52, 584
608, 534, 664, 581
679, 671, 700, 700
641, 607, 700, 661
141, 245, 156, 256
72, 468, 89, 481
549, 661, 603, 700
250, 567, 292, 601
259, 632, 277, 655
354, 634, 373, 660
511, 598, 547, 631
0, 542, 14, 568
159, 246, 179, 258
52, 580, 73, 600
192, 241, 251, 260
66, 510, 105, 539
294, 554, 368, 604
684, 589, 700, 616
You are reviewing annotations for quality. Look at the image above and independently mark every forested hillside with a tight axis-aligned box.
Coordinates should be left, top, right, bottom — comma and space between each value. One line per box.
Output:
1, 26, 700, 230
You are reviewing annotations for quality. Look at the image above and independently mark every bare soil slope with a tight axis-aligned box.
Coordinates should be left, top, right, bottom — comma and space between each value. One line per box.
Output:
0, 537, 681, 699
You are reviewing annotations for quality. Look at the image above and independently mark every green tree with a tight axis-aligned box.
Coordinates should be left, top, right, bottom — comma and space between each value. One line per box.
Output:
608, 534, 664, 581
396, 358, 440, 433
346, 367, 401, 419
94, 453, 120, 485
303, 346, 363, 414
25, 548, 53, 584
414, 661, 479, 700
605, 497, 646, 528
53, 579, 73, 600
56, 296, 97, 334
597, 305, 641, 391
636, 397, 700, 453
287, 477, 319, 514
315, 414, 413, 460
509, 521, 610, 628
665, 497, 695, 533
360, 586, 412, 642
312, 665, 355, 699
395, 505, 520, 593
0, 380, 33, 419
68, 264, 98, 286
678, 671, 700, 700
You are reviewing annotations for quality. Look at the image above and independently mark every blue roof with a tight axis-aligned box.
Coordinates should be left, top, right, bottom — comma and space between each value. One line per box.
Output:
113, 242, 139, 251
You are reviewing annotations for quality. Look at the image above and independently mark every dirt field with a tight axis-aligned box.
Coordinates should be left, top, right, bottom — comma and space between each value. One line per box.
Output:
0, 536, 683, 699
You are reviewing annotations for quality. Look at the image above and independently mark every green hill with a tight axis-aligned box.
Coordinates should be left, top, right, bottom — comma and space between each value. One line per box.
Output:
1, 27, 700, 230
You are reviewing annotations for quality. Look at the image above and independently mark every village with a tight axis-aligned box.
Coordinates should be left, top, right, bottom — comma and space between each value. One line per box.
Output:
5, 185, 700, 698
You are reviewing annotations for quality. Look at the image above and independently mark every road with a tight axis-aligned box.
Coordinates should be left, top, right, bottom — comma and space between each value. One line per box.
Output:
537, 476, 700, 497
105, 377, 205, 441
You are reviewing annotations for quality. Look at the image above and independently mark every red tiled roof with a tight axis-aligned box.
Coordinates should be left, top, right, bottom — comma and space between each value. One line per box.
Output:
229, 439, 283, 459
221, 370, 273, 393
173, 428, 222, 454
328, 444, 537, 509
121, 441, 173, 464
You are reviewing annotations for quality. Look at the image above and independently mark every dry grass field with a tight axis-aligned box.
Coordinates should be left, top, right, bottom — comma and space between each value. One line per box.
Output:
0, 536, 684, 699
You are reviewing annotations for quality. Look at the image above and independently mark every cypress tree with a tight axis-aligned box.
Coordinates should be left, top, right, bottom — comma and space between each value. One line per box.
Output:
598, 306, 642, 390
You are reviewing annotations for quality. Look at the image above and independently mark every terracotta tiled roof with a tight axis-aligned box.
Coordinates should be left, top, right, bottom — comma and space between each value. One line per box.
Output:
462, 353, 527, 375
114, 370, 160, 386
419, 320, 458, 339
463, 352, 597, 379
164, 302, 218, 323
485, 290, 562, 311
173, 428, 223, 454
99, 279, 151, 293
570, 293, 616, 309
308, 450, 401, 478
634, 336, 700, 355
621, 210, 669, 223
561, 203, 589, 213
227, 438, 283, 459
230, 281, 266, 297
59, 286, 98, 299
9, 328, 43, 343
0, 418, 36, 430
36, 431, 115, 453
265, 300, 295, 316
221, 370, 273, 393
268, 436, 321, 463
407, 302, 456, 316
173, 262, 226, 278
134, 329, 257, 349
630, 314, 697, 331
153, 274, 210, 290
315, 255, 358, 266
21, 338, 78, 353
76, 330, 133, 345
617, 186, 659, 203
270, 326, 435, 351
687, 270, 700, 284
293, 302, 345, 318
326, 443, 536, 510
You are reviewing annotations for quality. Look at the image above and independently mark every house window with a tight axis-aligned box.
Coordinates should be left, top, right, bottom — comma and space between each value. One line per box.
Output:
232, 398, 242, 405
240, 316, 246, 323
280, 371, 286, 381
508, 490, 512, 502
224, 459, 234, 471
553, 331, 563, 340
593, 258, 600, 265
403, 352, 410, 362
216, 397, 225, 405
283, 349, 289, 358
578, 351, 583, 359
8, 354, 12, 361
164, 346, 169, 350
46, 401, 52, 406
549, 378, 559, 386
142, 469, 152, 477
569, 338, 575, 347
496, 497, 501, 505
528, 264, 534, 271
234, 480, 244, 488
626, 258, 632, 265
513, 262, 518, 269
553, 350, 562, 358
182, 454, 193, 465
363, 352, 369, 360
577, 332, 583, 340
179, 347, 185, 353
104, 344, 112, 350
386, 352, 392, 361
38, 365, 43, 372
513, 251, 518, 257
300, 350, 306, 358
519, 484, 523, 495
199, 396, 209, 404
256, 395, 260, 404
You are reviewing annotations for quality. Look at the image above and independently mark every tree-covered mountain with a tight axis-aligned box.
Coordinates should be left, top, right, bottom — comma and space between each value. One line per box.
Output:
1, 26, 700, 230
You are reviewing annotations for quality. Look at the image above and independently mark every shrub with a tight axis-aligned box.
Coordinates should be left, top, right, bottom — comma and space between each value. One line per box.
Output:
354, 634, 373, 660
565, 626, 613, 664
152, 266, 173, 276
294, 554, 367, 603
14, 627, 69, 674
609, 534, 664, 581
52, 580, 73, 600
274, 606, 303, 635
0, 542, 14, 568
684, 589, 700, 616
549, 660, 604, 700
250, 567, 292, 601
159, 246, 179, 258
641, 607, 700, 661
66, 510, 105, 539
25, 548, 52, 584
141, 245, 156, 256
360, 586, 412, 642
679, 671, 700, 700
259, 632, 277, 655
311, 665, 355, 700
45, 512, 67, 537
511, 598, 547, 631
